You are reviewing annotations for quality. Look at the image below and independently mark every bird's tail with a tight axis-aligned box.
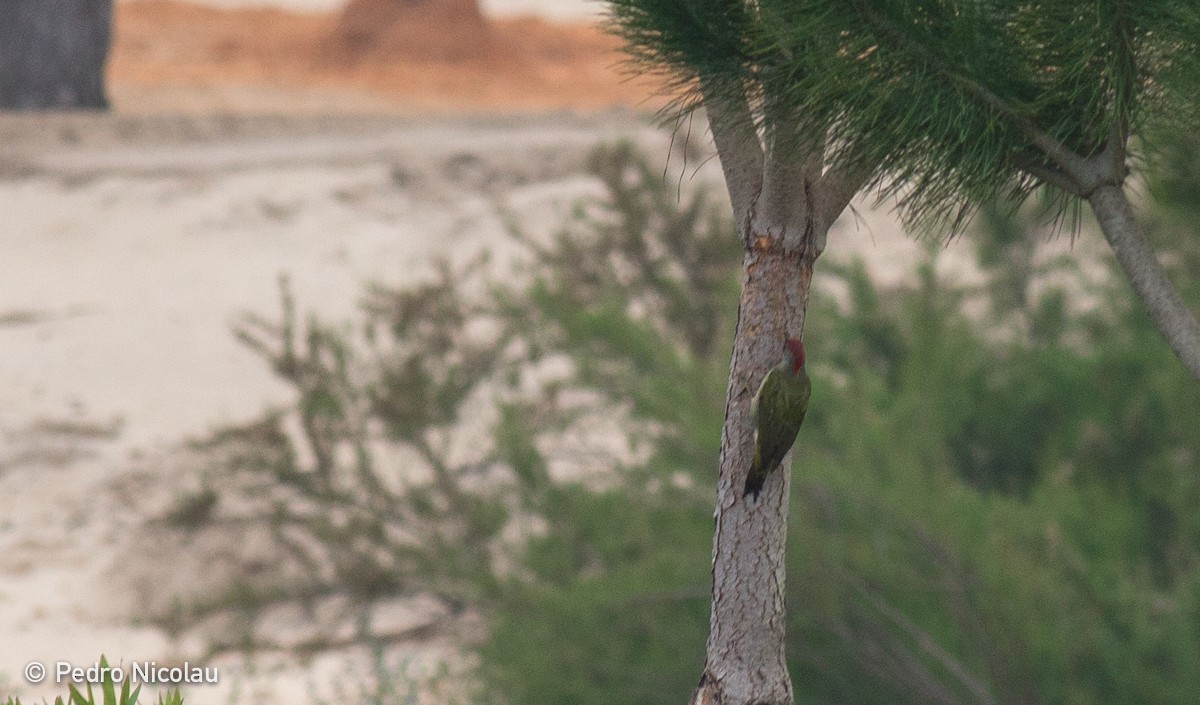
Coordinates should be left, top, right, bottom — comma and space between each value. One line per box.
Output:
743, 473, 765, 501
743, 433, 766, 501
744, 436, 766, 500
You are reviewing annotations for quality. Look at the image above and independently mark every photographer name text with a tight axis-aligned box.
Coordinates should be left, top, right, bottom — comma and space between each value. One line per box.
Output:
24, 660, 219, 686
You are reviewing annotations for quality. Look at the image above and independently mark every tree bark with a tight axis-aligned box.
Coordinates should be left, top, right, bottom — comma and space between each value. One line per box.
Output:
691, 91, 869, 705
1088, 184, 1200, 381
696, 242, 814, 705
0, 0, 112, 110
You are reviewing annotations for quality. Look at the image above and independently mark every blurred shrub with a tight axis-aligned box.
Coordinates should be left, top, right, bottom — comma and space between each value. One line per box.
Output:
180, 140, 733, 654
478, 142, 1200, 705
197, 140, 1200, 705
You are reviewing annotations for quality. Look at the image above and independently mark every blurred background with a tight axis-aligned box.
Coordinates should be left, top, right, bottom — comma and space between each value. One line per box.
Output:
1, 2, 1199, 705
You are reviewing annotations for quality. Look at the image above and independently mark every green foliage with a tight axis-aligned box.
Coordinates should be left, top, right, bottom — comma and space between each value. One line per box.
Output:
608, 0, 757, 112
784, 216, 1200, 703
162, 262, 526, 647
610, 0, 1200, 230
481, 488, 711, 705
180, 142, 732, 658
206, 140, 1200, 704
504, 140, 740, 483
476, 144, 1200, 704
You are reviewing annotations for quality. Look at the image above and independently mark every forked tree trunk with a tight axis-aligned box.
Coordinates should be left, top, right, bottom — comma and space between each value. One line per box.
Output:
691, 91, 870, 705
0, 0, 112, 110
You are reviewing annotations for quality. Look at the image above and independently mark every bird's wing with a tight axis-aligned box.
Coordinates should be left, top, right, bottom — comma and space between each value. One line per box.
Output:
753, 368, 811, 475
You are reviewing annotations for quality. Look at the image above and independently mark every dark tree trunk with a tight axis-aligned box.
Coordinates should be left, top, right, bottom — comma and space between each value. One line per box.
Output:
0, 0, 112, 110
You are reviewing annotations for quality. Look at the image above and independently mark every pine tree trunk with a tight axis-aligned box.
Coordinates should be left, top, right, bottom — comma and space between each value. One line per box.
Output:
695, 239, 815, 705
0, 0, 112, 110
690, 92, 869, 705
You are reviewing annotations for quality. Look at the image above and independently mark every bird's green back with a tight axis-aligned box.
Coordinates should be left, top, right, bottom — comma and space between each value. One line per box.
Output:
751, 364, 811, 475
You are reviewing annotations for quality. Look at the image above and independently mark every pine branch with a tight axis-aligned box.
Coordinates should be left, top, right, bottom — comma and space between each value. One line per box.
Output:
1089, 184, 1200, 381
849, 0, 1087, 178
1010, 151, 1082, 195
816, 156, 876, 233
701, 75, 765, 227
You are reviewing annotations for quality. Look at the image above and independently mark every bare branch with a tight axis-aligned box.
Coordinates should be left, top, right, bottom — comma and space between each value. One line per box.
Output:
1010, 152, 1085, 196
700, 78, 765, 227
815, 157, 877, 233
756, 92, 834, 254
1102, 117, 1129, 183
1089, 184, 1200, 381
954, 78, 1086, 178
849, 580, 998, 705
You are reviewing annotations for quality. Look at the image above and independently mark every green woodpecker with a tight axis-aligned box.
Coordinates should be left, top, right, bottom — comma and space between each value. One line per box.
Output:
744, 338, 811, 500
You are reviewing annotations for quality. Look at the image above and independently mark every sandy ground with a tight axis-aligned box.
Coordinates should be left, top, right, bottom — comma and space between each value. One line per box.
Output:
0, 109, 685, 703
0, 5, 683, 701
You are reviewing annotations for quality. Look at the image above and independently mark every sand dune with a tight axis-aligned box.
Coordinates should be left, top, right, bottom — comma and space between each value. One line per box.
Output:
109, 0, 661, 114
0, 111, 678, 704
